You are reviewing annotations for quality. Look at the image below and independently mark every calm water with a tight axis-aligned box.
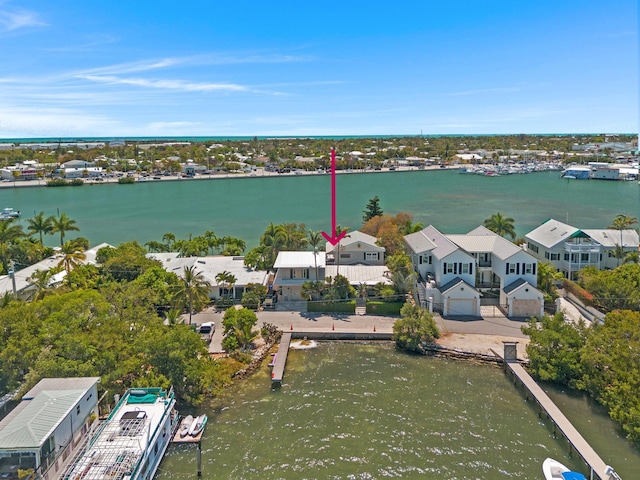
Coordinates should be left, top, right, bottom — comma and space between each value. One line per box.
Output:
3, 172, 639, 476
156, 344, 639, 479
1, 170, 638, 247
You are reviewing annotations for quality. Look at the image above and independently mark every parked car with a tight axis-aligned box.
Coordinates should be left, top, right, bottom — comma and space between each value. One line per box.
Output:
262, 293, 277, 309
198, 322, 215, 344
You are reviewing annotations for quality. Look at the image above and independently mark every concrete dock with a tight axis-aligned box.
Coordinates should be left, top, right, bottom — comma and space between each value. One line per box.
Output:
505, 360, 615, 480
271, 332, 291, 385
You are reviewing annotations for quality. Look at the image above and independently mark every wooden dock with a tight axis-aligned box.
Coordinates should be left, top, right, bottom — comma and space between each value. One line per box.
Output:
271, 332, 291, 385
505, 361, 613, 480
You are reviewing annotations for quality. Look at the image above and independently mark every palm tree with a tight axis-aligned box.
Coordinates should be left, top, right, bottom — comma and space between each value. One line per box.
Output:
609, 214, 638, 266
164, 308, 184, 326
215, 270, 237, 298
483, 212, 516, 240
27, 211, 54, 244
57, 240, 86, 286
27, 268, 58, 300
401, 221, 425, 235
50, 213, 80, 246
261, 223, 288, 268
172, 265, 211, 325
537, 261, 563, 297
162, 232, 176, 250
0, 218, 24, 269
203, 230, 218, 254
144, 240, 165, 253
307, 230, 323, 282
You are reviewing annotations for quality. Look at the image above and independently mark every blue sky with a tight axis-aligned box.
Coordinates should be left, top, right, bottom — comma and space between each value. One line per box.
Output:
0, 0, 637, 138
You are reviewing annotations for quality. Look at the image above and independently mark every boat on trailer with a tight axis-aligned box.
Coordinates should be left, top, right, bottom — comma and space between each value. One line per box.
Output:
542, 458, 587, 480
63, 387, 178, 480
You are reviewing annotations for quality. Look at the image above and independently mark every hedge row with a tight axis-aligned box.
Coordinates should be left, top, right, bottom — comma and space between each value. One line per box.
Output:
307, 300, 355, 313
366, 301, 403, 315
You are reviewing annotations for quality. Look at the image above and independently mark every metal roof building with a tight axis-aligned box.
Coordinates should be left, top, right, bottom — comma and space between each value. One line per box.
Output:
0, 377, 100, 477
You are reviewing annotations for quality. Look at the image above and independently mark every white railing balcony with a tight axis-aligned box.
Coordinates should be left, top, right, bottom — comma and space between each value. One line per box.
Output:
564, 242, 601, 253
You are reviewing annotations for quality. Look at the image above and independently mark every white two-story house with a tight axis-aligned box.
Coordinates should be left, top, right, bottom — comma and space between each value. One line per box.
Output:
404, 225, 480, 316
325, 230, 385, 266
525, 219, 639, 280
405, 225, 543, 318
273, 251, 326, 301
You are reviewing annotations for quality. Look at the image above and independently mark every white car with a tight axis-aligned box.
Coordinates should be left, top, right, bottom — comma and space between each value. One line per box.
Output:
198, 322, 215, 344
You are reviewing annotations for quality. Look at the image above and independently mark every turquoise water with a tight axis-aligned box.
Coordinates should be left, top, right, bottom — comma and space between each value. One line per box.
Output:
0, 171, 638, 248
155, 343, 639, 479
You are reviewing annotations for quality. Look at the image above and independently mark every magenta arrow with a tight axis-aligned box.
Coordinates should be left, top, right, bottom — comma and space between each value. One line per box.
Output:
322, 148, 348, 246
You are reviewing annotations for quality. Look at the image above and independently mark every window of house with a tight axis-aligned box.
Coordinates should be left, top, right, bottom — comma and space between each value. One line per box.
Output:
302, 269, 309, 279
509, 264, 516, 274
550, 253, 560, 261
365, 252, 379, 261
525, 264, 532, 274
462, 264, 469, 274
446, 263, 453, 273
564, 253, 569, 261
76, 405, 80, 415
340, 253, 351, 259
581, 253, 589, 262
544, 251, 550, 259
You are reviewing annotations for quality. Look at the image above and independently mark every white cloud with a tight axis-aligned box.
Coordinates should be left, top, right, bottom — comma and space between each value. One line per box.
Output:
76, 74, 249, 92
0, 8, 47, 31
74, 53, 310, 77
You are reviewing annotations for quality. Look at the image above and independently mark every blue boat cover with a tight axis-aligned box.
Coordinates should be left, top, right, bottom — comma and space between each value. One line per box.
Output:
562, 473, 587, 480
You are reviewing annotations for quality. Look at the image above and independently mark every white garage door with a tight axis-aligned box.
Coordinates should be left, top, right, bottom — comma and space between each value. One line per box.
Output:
447, 299, 476, 316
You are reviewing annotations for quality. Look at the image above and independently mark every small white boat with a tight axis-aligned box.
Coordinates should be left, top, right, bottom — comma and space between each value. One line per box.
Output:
542, 458, 587, 480
188, 414, 207, 437
179, 414, 194, 437
0, 208, 20, 219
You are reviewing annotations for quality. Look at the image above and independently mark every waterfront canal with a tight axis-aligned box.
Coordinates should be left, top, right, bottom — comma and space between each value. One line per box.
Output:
0, 170, 638, 247
156, 343, 640, 479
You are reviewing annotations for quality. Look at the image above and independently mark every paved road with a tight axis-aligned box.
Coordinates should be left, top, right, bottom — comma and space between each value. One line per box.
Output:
188, 307, 531, 354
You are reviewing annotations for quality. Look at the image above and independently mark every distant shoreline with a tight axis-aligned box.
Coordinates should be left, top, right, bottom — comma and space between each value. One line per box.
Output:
0, 165, 457, 190
0, 133, 634, 144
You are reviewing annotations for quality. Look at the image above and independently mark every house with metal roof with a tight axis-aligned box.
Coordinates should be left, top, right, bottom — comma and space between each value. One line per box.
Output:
404, 226, 480, 316
525, 219, 639, 280
325, 230, 385, 266
273, 251, 326, 301
149, 253, 269, 300
0, 377, 100, 479
0, 243, 113, 300
405, 225, 543, 317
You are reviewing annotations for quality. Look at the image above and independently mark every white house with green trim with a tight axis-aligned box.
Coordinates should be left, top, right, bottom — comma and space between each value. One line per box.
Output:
525, 219, 639, 280
0, 377, 100, 479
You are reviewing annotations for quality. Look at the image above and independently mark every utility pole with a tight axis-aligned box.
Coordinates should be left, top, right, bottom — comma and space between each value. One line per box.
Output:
8, 260, 17, 297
